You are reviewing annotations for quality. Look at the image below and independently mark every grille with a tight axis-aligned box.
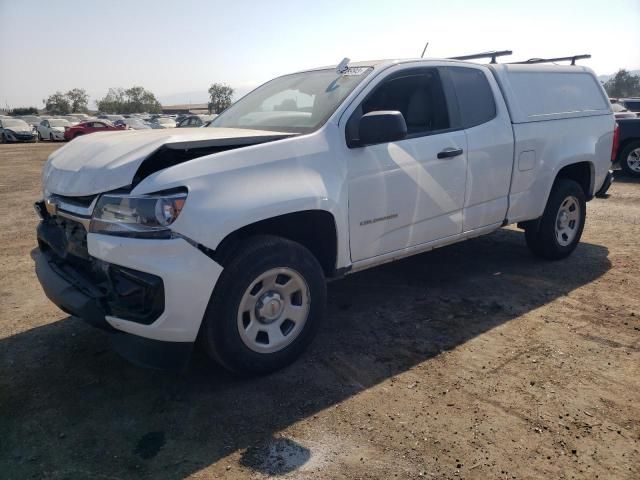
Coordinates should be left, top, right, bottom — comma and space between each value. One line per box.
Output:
50, 193, 98, 216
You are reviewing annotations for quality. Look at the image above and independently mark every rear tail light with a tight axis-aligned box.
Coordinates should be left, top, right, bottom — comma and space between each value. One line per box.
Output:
611, 122, 620, 162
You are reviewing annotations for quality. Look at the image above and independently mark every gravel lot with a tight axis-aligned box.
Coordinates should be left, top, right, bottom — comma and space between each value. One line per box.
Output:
1, 142, 639, 479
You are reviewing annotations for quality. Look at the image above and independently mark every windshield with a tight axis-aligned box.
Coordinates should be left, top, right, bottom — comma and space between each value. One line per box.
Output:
2, 119, 29, 128
209, 67, 373, 133
49, 119, 70, 127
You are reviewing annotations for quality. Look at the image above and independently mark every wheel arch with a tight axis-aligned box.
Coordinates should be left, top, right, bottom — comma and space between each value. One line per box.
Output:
555, 161, 595, 200
209, 209, 339, 278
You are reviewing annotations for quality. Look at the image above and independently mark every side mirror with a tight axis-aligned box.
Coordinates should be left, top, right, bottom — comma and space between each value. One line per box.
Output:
357, 110, 407, 146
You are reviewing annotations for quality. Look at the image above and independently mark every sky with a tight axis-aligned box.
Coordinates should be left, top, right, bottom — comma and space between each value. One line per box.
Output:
1, 0, 639, 109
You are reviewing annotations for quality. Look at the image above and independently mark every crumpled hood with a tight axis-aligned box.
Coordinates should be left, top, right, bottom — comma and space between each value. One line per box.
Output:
43, 127, 289, 196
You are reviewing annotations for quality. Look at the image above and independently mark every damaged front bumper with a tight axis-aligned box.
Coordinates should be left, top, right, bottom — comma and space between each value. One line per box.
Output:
34, 201, 223, 370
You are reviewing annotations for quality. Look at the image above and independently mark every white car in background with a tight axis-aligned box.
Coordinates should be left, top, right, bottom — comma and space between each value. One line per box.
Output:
611, 103, 637, 120
37, 118, 71, 141
149, 117, 177, 129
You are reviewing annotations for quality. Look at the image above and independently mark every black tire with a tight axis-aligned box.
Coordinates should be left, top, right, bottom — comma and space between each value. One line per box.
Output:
0, 133, 5, 144
73, 132, 84, 140
619, 140, 640, 178
524, 178, 586, 260
37, 131, 42, 141
200, 235, 326, 375
49, 132, 54, 142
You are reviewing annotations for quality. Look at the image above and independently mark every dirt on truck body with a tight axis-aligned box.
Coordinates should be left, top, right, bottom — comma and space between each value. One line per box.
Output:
0, 142, 639, 479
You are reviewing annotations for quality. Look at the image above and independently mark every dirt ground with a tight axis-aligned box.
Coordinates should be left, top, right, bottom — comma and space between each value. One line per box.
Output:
0, 142, 638, 479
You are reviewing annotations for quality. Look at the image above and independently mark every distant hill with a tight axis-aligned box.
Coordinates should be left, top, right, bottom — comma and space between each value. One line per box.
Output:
598, 69, 640, 83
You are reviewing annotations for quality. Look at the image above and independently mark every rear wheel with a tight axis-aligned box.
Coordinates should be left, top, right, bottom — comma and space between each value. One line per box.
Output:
200, 235, 326, 375
619, 141, 640, 178
73, 132, 84, 140
525, 178, 586, 260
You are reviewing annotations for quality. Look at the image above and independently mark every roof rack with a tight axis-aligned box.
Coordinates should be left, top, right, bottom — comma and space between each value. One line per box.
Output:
511, 54, 591, 65
448, 50, 513, 64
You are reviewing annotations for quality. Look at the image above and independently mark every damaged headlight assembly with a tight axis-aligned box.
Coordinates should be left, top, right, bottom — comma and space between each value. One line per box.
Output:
89, 190, 187, 239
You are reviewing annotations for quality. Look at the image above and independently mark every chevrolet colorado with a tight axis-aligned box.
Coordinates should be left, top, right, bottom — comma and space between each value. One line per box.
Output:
34, 58, 615, 374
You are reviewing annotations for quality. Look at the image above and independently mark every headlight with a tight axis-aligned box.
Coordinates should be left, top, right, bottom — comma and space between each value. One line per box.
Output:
89, 190, 187, 238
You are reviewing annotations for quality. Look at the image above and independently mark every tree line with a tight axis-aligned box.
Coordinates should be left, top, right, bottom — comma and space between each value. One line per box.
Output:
603, 69, 640, 98
28, 82, 235, 116
38, 86, 163, 115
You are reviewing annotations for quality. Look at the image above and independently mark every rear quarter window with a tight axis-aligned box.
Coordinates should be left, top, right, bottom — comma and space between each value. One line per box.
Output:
447, 67, 496, 127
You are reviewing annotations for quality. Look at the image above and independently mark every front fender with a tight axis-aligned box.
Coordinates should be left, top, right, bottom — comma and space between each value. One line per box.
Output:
131, 128, 351, 268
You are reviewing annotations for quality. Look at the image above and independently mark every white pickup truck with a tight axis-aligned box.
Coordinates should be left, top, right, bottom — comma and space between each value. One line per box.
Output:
34, 57, 615, 374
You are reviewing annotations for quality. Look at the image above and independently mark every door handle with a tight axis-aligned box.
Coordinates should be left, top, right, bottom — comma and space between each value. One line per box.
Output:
437, 147, 464, 159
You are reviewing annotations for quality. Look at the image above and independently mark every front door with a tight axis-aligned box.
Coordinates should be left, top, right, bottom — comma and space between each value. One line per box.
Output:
345, 67, 468, 262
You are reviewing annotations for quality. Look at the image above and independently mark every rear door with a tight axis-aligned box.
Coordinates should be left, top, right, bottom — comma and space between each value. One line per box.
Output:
441, 66, 514, 231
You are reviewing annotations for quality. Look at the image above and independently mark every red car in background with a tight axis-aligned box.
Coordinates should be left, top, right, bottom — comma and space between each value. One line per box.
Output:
63, 120, 126, 141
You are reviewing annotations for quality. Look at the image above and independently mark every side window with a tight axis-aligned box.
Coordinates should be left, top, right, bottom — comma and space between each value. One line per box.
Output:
350, 69, 450, 141
447, 67, 496, 127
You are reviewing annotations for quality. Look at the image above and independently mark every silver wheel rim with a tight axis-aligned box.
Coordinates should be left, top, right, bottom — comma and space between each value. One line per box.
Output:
627, 148, 640, 173
555, 195, 581, 246
237, 267, 310, 353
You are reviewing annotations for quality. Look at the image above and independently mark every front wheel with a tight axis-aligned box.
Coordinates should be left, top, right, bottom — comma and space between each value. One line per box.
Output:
524, 178, 586, 260
200, 235, 326, 375
619, 141, 640, 178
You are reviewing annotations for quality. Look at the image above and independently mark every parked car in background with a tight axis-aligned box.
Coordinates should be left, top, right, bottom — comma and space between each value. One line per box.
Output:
149, 117, 176, 129
115, 118, 151, 130
19, 115, 43, 129
59, 115, 81, 125
614, 118, 640, 177
0, 118, 36, 142
612, 103, 637, 120
98, 114, 126, 122
176, 114, 216, 128
618, 98, 640, 114
37, 118, 71, 141
63, 120, 126, 140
